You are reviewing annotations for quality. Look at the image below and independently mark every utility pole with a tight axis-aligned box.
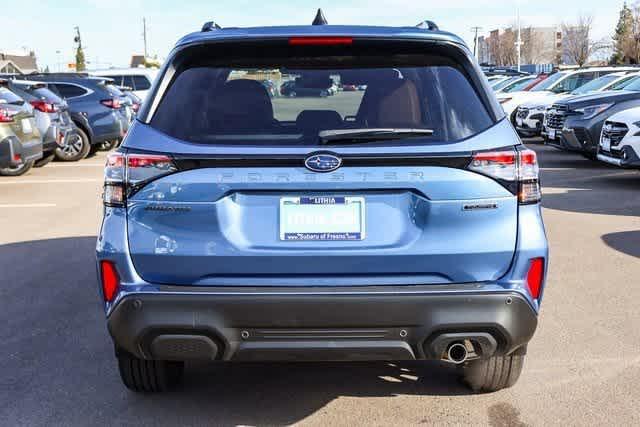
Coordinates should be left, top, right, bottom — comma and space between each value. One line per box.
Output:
471, 26, 483, 59
515, 1, 523, 71
143, 17, 148, 58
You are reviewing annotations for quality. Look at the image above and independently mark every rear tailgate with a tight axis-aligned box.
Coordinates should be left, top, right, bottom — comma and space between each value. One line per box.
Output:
125, 123, 518, 286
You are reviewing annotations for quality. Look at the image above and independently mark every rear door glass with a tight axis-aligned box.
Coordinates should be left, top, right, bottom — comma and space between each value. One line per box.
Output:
54, 84, 88, 98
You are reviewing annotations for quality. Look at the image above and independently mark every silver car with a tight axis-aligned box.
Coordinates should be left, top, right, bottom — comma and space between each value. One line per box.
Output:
6, 80, 78, 166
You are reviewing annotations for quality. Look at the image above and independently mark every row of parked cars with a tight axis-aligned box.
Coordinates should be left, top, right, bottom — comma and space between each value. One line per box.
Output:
0, 68, 157, 176
487, 66, 640, 170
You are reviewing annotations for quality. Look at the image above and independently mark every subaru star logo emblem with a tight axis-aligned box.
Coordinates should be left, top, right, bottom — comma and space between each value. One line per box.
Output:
304, 153, 342, 172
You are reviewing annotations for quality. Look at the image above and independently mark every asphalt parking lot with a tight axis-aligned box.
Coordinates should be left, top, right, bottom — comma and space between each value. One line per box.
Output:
0, 142, 639, 426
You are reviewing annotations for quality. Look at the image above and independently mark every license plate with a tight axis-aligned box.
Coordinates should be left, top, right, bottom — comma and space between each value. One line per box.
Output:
280, 196, 365, 241
548, 128, 556, 140
601, 136, 611, 152
21, 119, 33, 135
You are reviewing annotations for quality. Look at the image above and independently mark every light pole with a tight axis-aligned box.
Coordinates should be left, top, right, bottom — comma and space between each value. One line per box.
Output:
471, 26, 483, 59
515, 0, 523, 71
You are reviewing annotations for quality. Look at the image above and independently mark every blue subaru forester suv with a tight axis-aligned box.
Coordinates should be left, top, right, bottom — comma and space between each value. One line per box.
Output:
97, 14, 548, 393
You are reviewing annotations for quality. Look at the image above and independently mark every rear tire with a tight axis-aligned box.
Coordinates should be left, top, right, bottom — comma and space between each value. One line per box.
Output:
117, 352, 184, 392
0, 160, 35, 176
55, 128, 90, 162
462, 353, 525, 393
34, 153, 55, 168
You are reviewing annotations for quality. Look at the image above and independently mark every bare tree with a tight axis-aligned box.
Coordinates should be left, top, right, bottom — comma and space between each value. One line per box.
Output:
620, 6, 640, 63
562, 15, 604, 66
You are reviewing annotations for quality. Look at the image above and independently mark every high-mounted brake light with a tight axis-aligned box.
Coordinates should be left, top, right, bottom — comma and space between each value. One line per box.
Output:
30, 100, 58, 113
289, 37, 353, 46
468, 148, 541, 204
103, 152, 177, 207
100, 260, 120, 302
526, 258, 545, 299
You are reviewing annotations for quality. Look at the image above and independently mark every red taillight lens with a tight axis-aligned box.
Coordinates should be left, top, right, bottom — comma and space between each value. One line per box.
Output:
289, 37, 353, 46
30, 100, 58, 113
103, 152, 176, 207
526, 258, 545, 299
0, 108, 14, 123
468, 148, 541, 204
100, 260, 120, 302
101, 98, 121, 109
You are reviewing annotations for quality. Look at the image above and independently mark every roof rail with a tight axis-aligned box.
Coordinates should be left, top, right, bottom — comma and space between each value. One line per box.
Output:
201, 21, 222, 32
312, 8, 328, 25
416, 20, 439, 31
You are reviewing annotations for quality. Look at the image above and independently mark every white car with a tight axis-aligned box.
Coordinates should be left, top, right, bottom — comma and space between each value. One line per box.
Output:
597, 106, 640, 169
497, 67, 638, 123
90, 68, 159, 101
515, 71, 640, 137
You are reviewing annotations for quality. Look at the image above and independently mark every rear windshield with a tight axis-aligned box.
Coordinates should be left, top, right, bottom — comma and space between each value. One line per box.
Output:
29, 87, 64, 104
0, 87, 24, 105
151, 50, 494, 145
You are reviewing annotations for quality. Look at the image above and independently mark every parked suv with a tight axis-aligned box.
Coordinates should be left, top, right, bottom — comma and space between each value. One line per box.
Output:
516, 71, 639, 138
0, 86, 42, 176
545, 77, 640, 158
4, 79, 78, 167
91, 68, 158, 101
97, 17, 548, 393
22, 74, 131, 160
597, 106, 640, 168
497, 67, 638, 123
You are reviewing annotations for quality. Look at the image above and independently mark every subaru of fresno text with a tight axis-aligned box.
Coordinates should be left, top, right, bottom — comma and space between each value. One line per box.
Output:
96, 13, 549, 393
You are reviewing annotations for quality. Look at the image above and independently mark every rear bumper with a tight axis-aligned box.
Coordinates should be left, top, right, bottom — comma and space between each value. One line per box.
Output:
107, 287, 537, 362
0, 136, 43, 167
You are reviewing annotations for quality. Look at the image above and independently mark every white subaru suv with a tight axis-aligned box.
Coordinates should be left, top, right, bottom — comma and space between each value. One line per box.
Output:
597, 106, 640, 169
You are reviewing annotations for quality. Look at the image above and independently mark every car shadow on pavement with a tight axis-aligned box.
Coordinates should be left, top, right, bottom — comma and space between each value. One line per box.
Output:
601, 231, 640, 258
0, 237, 473, 427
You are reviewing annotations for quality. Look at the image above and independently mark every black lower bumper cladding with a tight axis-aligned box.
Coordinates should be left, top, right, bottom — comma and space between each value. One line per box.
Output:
108, 288, 538, 362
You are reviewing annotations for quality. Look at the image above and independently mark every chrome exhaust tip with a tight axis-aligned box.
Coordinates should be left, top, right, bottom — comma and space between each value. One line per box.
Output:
447, 342, 468, 364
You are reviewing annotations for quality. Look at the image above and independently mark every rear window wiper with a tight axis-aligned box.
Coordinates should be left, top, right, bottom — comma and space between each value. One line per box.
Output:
319, 128, 434, 144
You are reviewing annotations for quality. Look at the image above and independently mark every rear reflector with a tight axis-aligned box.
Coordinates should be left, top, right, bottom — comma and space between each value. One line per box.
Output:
526, 258, 545, 299
289, 37, 353, 46
100, 261, 120, 302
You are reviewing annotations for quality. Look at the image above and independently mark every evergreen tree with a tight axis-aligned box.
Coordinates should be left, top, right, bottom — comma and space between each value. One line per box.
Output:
612, 2, 633, 64
75, 47, 86, 71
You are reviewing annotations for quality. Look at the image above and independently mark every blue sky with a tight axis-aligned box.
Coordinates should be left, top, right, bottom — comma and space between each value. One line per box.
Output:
3, 0, 628, 70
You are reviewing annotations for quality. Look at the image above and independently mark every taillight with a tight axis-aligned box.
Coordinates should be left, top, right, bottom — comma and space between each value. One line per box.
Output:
0, 108, 14, 123
468, 148, 541, 204
103, 152, 176, 207
100, 260, 120, 302
101, 98, 121, 109
30, 100, 58, 113
526, 258, 545, 299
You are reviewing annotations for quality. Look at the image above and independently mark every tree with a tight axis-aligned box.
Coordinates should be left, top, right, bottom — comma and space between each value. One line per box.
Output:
612, 2, 633, 64
75, 47, 86, 71
562, 15, 604, 66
